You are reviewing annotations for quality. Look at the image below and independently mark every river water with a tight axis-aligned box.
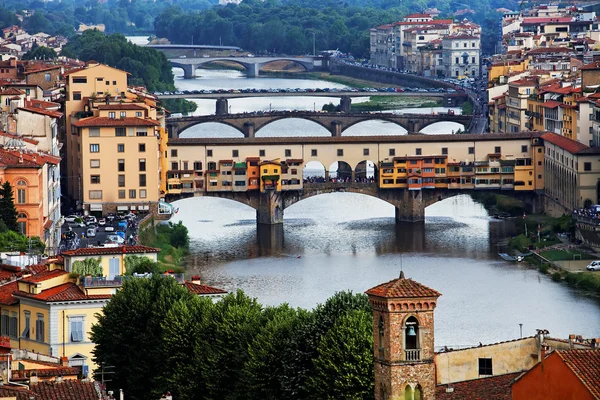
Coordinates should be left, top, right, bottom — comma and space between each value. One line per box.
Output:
157, 51, 600, 347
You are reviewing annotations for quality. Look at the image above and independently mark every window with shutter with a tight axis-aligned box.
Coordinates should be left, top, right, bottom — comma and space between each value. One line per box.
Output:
1, 313, 8, 336
108, 258, 120, 279
36, 315, 44, 342
9, 313, 17, 338
70, 317, 84, 342
22, 312, 30, 338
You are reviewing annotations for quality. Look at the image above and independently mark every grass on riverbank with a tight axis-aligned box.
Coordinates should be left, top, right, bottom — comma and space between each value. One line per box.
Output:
138, 222, 188, 273
540, 249, 596, 261
350, 97, 441, 112
557, 270, 600, 295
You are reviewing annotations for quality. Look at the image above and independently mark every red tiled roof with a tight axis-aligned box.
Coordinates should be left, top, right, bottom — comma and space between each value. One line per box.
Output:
21, 269, 68, 284
395, 19, 453, 26
405, 13, 432, 18
527, 47, 572, 54
541, 100, 561, 108
581, 61, 600, 70
0, 87, 24, 96
61, 245, 160, 257
31, 380, 102, 400
18, 106, 63, 119
72, 116, 159, 127
555, 350, 600, 398
0, 281, 19, 305
184, 281, 227, 296
26, 264, 48, 275
15, 283, 110, 302
522, 17, 572, 24
541, 132, 589, 154
0, 148, 44, 168
365, 276, 441, 299
436, 373, 520, 400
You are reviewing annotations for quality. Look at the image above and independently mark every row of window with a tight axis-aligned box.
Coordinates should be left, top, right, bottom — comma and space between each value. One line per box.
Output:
1, 312, 84, 343
91, 174, 147, 187
171, 146, 534, 160
117, 143, 146, 152
90, 159, 146, 172
89, 189, 148, 200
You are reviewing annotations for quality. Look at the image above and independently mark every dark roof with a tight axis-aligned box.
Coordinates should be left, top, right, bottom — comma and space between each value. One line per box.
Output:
31, 380, 102, 400
15, 283, 110, 302
556, 350, 600, 399
61, 245, 159, 257
365, 275, 441, 299
184, 281, 227, 295
436, 373, 520, 400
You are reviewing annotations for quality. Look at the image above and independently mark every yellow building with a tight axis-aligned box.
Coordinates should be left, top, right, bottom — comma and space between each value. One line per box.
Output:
260, 160, 282, 192
64, 62, 165, 216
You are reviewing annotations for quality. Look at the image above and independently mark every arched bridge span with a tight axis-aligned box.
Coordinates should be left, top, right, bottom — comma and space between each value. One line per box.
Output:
167, 111, 472, 137
169, 57, 315, 78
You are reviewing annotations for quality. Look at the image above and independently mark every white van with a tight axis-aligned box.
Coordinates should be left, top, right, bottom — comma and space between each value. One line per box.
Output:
586, 261, 600, 271
170, 113, 183, 118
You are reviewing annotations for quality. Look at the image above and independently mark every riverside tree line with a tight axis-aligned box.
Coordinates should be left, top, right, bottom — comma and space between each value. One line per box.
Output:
91, 275, 375, 400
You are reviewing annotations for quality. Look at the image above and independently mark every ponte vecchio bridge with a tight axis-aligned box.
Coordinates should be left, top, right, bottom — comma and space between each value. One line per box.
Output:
166, 111, 474, 138
166, 132, 545, 225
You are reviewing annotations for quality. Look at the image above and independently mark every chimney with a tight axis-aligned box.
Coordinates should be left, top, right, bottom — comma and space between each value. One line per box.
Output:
30, 374, 38, 384
191, 275, 201, 285
569, 334, 575, 349
60, 356, 69, 367
592, 338, 600, 349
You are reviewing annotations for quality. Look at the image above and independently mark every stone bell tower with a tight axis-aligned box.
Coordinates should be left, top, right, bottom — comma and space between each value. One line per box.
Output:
365, 272, 441, 400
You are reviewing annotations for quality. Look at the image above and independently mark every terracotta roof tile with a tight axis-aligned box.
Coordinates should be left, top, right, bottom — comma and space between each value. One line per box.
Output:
184, 281, 227, 295
31, 380, 102, 400
0, 281, 19, 305
15, 283, 111, 302
541, 132, 589, 154
0, 131, 38, 145
18, 106, 63, 119
556, 349, 600, 398
0, 87, 24, 96
541, 100, 561, 108
436, 373, 520, 400
21, 269, 68, 283
26, 264, 48, 275
72, 116, 159, 127
61, 245, 159, 257
366, 276, 441, 299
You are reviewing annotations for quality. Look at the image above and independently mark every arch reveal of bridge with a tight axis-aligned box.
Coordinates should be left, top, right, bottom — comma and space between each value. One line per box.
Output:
166, 111, 473, 137
166, 132, 545, 225
169, 57, 316, 78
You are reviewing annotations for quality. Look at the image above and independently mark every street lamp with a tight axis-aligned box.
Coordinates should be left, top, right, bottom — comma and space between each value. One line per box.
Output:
312, 32, 316, 56
229, 105, 232, 114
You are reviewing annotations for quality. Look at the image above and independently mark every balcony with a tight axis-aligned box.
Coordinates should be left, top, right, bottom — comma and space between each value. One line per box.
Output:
405, 349, 421, 361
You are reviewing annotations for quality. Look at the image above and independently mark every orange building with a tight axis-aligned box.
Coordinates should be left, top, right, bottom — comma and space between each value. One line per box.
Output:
0, 148, 60, 242
512, 349, 600, 400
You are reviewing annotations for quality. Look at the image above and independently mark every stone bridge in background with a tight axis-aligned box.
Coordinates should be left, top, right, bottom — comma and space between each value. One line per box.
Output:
172, 182, 543, 224
166, 111, 473, 137
169, 56, 316, 78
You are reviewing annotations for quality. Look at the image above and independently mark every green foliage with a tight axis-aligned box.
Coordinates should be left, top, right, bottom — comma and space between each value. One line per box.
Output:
161, 98, 197, 115
0, 181, 18, 232
551, 272, 562, 282
461, 101, 473, 115
322, 102, 341, 112
72, 257, 103, 276
91, 275, 196, 400
124, 255, 160, 275
0, 231, 45, 253
563, 271, 600, 295
307, 309, 374, 400
23, 45, 58, 60
537, 263, 549, 274
138, 221, 190, 270
93, 285, 375, 400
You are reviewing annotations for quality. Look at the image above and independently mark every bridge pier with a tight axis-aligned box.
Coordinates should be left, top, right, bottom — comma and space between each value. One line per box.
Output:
247, 63, 260, 78
257, 191, 283, 225
216, 98, 229, 115
182, 64, 196, 79
406, 120, 420, 134
243, 122, 256, 138
167, 124, 178, 139
340, 96, 352, 113
331, 121, 343, 137
257, 224, 284, 254
392, 190, 426, 222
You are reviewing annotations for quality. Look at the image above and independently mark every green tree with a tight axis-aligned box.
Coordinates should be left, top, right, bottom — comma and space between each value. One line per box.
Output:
307, 309, 374, 400
0, 181, 18, 232
23, 45, 58, 60
0, 231, 45, 253
91, 275, 196, 400
124, 255, 160, 275
169, 221, 189, 248
71, 257, 103, 276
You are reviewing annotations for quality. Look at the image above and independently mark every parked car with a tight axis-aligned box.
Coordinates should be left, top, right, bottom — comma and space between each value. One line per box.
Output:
586, 261, 600, 271
104, 225, 115, 232
86, 228, 97, 238
106, 235, 125, 244
64, 215, 79, 223
85, 216, 97, 226
98, 218, 106, 226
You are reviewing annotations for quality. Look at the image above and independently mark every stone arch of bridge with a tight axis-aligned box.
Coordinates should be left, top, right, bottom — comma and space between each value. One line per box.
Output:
355, 159, 379, 180
176, 120, 246, 137
418, 119, 467, 133
340, 118, 411, 134
257, 59, 311, 72
196, 58, 252, 71
254, 116, 332, 136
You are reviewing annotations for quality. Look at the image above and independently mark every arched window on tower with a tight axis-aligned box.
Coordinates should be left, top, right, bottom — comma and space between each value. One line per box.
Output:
16, 180, 26, 204
404, 316, 420, 361
414, 384, 423, 400
404, 385, 413, 400
378, 315, 385, 358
